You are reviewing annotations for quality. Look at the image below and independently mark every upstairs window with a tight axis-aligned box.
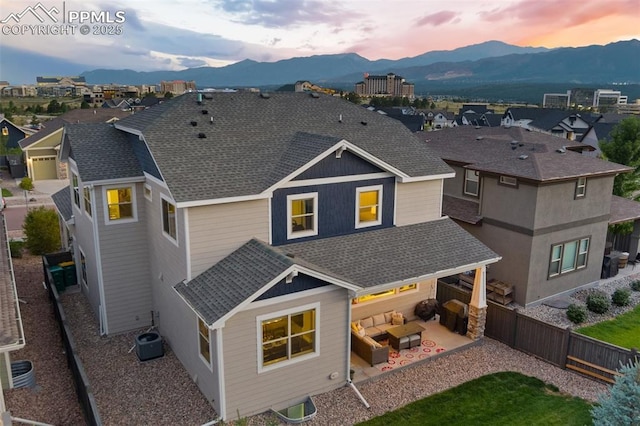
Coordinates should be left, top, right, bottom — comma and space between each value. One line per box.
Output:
162, 198, 177, 241
356, 185, 383, 228
464, 169, 479, 197
499, 176, 517, 187
83, 187, 92, 217
198, 318, 211, 366
575, 177, 587, 198
549, 238, 589, 278
106, 187, 134, 222
72, 173, 80, 208
287, 193, 318, 240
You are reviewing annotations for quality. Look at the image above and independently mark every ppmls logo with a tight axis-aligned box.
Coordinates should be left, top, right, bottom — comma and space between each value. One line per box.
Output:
1, 2, 126, 36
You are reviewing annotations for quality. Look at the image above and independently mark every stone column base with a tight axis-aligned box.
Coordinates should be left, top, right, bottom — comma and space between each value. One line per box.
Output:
466, 305, 487, 340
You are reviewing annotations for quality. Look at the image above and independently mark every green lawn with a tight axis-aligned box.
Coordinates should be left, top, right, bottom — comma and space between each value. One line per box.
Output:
357, 372, 593, 426
577, 304, 640, 349
2, 188, 12, 197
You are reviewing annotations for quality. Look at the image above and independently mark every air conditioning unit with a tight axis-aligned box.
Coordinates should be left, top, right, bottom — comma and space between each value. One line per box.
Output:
135, 332, 164, 361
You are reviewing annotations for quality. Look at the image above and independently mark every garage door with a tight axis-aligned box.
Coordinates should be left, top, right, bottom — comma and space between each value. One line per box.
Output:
32, 156, 58, 180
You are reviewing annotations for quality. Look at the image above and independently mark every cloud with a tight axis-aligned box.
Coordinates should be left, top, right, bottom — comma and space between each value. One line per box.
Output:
177, 57, 208, 67
415, 11, 459, 27
216, 0, 360, 28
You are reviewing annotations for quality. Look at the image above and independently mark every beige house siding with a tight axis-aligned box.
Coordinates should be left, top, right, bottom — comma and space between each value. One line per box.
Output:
222, 286, 349, 418
188, 200, 270, 278
395, 181, 442, 225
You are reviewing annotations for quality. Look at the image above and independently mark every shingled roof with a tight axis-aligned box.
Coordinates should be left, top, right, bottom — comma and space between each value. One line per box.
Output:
65, 123, 143, 182
177, 218, 500, 326
115, 92, 452, 203
424, 126, 630, 182
0, 218, 24, 349
51, 186, 73, 222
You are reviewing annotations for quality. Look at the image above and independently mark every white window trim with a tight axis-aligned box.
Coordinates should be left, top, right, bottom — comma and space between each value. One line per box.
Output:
83, 185, 93, 219
79, 247, 88, 290
256, 302, 320, 373
197, 317, 213, 370
464, 169, 479, 197
160, 194, 179, 246
549, 237, 590, 278
575, 177, 587, 198
71, 172, 80, 210
499, 176, 517, 186
143, 183, 152, 201
102, 184, 138, 225
286, 192, 319, 240
355, 184, 383, 229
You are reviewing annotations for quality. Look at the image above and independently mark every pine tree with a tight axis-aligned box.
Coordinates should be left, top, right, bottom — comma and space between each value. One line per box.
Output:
591, 360, 640, 426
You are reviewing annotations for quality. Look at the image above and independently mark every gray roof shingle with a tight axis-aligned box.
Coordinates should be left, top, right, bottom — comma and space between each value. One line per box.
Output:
116, 92, 452, 203
51, 186, 73, 221
177, 218, 500, 326
423, 126, 631, 182
65, 123, 143, 182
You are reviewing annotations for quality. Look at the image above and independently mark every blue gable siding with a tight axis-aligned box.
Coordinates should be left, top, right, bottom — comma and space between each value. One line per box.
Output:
271, 177, 395, 246
127, 132, 162, 180
294, 150, 383, 180
0, 119, 26, 150
256, 273, 330, 300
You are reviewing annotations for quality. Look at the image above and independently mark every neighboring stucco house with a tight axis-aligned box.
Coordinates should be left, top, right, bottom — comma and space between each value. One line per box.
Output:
18, 109, 132, 181
501, 107, 601, 141
52, 92, 500, 419
424, 126, 631, 306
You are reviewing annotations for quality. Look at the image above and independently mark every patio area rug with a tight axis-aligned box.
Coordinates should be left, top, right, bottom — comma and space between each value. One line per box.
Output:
376, 339, 447, 372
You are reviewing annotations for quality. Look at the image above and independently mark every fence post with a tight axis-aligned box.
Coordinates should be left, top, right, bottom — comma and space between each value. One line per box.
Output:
560, 327, 571, 368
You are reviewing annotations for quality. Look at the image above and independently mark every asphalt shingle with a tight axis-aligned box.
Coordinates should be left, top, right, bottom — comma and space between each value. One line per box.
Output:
51, 186, 73, 221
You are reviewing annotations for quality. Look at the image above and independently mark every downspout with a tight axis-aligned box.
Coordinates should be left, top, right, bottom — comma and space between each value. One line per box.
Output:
346, 291, 370, 409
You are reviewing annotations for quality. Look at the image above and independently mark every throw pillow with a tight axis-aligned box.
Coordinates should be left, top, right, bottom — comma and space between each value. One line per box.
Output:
357, 326, 366, 337
392, 312, 404, 326
384, 310, 395, 323
360, 316, 374, 329
373, 313, 386, 326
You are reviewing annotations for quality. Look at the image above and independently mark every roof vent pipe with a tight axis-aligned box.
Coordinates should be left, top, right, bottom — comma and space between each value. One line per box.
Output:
197, 93, 203, 104
339, 114, 343, 123
210, 116, 214, 124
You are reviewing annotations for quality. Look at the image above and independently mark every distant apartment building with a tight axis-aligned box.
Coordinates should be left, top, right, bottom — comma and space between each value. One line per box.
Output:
354, 73, 414, 98
294, 80, 336, 95
36, 76, 87, 86
160, 80, 196, 95
1, 85, 37, 97
543, 88, 628, 109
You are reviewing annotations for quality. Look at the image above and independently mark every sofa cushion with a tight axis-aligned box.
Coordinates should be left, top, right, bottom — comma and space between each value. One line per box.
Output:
360, 316, 374, 329
384, 310, 395, 323
373, 313, 386, 326
376, 323, 394, 333
365, 326, 382, 337
363, 335, 382, 348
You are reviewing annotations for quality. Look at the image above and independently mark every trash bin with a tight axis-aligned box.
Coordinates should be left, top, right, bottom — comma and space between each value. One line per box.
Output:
49, 265, 65, 292
60, 261, 77, 287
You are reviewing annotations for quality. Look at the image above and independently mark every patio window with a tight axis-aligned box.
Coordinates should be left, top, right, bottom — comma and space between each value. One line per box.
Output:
355, 283, 419, 304
83, 186, 92, 217
575, 177, 587, 198
464, 169, 479, 197
549, 238, 589, 277
287, 193, 318, 240
198, 318, 211, 366
356, 185, 383, 228
162, 198, 177, 241
105, 186, 135, 222
72, 172, 80, 208
259, 304, 318, 371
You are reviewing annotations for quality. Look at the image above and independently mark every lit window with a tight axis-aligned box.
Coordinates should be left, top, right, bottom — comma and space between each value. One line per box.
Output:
549, 238, 589, 277
162, 198, 177, 240
575, 177, 587, 198
260, 306, 317, 370
287, 193, 318, 239
356, 185, 383, 228
106, 187, 133, 221
83, 187, 92, 217
198, 318, 211, 365
464, 169, 479, 196
72, 173, 80, 208
355, 284, 419, 303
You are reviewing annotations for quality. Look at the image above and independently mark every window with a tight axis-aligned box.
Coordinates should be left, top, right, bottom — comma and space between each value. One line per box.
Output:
287, 193, 318, 239
575, 177, 587, 198
162, 198, 177, 241
549, 238, 589, 277
106, 187, 133, 221
499, 176, 517, 187
80, 250, 87, 288
259, 305, 317, 370
144, 184, 152, 201
72, 173, 80, 208
83, 187, 92, 217
355, 283, 419, 304
198, 318, 211, 366
356, 185, 382, 228
464, 169, 479, 196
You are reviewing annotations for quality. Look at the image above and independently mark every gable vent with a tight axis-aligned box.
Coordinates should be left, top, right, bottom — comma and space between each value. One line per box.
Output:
201, 109, 208, 115
198, 133, 206, 139
190, 121, 197, 126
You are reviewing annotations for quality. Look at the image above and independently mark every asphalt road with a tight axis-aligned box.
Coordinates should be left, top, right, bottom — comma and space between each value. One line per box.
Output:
2, 202, 55, 234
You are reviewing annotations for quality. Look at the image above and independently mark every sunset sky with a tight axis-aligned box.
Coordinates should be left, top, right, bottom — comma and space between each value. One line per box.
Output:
0, 0, 639, 82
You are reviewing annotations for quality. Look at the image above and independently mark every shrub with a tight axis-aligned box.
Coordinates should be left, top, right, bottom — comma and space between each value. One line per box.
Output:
586, 291, 610, 314
566, 304, 587, 324
591, 360, 640, 425
23, 206, 61, 255
631, 280, 640, 291
9, 240, 24, 258
19, 176, 34, 191
611, 288, 631, 307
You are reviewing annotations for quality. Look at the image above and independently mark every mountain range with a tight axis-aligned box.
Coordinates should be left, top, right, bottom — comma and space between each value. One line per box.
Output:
77, 40, 639, 89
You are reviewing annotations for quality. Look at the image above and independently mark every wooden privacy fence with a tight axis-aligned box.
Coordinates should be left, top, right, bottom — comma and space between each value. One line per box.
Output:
437, 280, 639, 383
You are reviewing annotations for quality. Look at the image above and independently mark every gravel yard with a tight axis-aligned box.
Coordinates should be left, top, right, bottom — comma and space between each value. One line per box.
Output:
8, 252, 634, 425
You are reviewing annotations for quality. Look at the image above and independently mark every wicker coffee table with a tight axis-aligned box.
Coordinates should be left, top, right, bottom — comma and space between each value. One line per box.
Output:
386, 322, 425, 350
